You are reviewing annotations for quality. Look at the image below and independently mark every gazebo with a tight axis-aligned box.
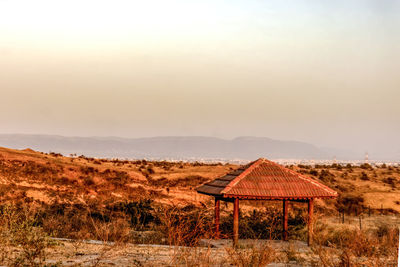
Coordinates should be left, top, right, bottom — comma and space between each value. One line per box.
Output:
196, 158, 337, 246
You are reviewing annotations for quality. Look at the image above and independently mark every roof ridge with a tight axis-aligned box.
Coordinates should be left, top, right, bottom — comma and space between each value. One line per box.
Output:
221, 158, 266, 194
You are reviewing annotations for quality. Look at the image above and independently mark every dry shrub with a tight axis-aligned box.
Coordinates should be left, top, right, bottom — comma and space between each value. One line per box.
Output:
39, 202, 133, 266
168, 175, 209, 187
220, 206, 306, 241
149, 175, 208, 188
284, 241, 306, 264
131, 231, 164, 244
0, 204, 53, 266
312, 246, 338, 267
157, 204, 214, 246
360, 172, 369, 181
319, 169, 336, 183
374, 223, 398, 257
383, 177, 396, 188
38, 202, 133, 243
90, 217, 131, 243
313, 221, 399, 267
360, 163, 372, 170
104, 171, 131, 187
159, 204, 219, 266
220, 208, 282, 240
110, 199, 160, 233
336, 193, 364, 215
172, 247, 216, 267
347, 231, 378, 257
225, 243, 278, 267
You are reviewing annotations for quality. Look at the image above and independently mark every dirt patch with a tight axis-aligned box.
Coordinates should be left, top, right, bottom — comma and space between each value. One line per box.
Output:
26, 189, 51, 203
41, 239, 309, 266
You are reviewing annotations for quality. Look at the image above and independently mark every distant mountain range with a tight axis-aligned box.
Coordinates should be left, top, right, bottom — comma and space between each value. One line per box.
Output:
0, 134, 356, 160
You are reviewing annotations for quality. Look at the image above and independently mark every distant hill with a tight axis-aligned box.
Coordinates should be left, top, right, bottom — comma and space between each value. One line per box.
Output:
0, 134, 332, 160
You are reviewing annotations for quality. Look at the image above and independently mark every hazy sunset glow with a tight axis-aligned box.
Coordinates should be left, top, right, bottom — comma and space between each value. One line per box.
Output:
0, 0, 399, 158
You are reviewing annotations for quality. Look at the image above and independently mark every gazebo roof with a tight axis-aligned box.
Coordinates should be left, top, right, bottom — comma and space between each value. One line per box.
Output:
197, 158, 338, 200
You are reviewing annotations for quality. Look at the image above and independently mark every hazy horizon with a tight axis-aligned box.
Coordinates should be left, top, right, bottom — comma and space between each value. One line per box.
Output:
1, 0, 399, 159
0, 133, 390, 161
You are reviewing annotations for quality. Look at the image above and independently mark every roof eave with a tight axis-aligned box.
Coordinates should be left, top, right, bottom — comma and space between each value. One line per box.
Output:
223, 194, 337, 200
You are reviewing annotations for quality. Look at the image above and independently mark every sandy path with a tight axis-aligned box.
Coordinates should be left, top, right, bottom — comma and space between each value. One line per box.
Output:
40, 239, 311, 266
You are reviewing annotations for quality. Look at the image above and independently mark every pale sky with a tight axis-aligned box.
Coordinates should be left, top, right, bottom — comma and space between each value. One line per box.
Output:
0, 0, 399, 158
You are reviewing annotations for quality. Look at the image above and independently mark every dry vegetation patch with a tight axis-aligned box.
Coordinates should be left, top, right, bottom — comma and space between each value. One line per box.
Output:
0, 147, 399, 266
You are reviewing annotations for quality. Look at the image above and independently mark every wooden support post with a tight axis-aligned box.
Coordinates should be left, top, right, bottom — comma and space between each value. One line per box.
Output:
307, 198, 314, 246
215, 198, 220, 239
283, 199, 288, 241
233, 198, 239, 248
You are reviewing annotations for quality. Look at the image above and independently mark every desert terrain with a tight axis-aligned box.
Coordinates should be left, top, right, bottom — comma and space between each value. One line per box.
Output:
0, 146, 399, 266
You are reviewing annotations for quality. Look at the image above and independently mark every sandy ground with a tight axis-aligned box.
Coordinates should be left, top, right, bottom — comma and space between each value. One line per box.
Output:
39, 239, 312, 266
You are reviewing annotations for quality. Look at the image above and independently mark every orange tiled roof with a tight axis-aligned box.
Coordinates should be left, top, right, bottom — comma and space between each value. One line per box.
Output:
197, 158, 337, 199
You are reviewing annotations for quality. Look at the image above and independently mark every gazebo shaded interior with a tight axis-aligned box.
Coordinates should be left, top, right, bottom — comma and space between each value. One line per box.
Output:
196, 158, 338, 246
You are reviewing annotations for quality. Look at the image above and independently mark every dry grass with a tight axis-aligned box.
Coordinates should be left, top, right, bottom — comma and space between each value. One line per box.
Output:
0, 147, 400, 266
2, 146, 400, 215
0, 204, 53, 266
0, 202, 398, 266
0, 147, 232, 206
311, 218, 398, 266
225, 243, 279, 267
